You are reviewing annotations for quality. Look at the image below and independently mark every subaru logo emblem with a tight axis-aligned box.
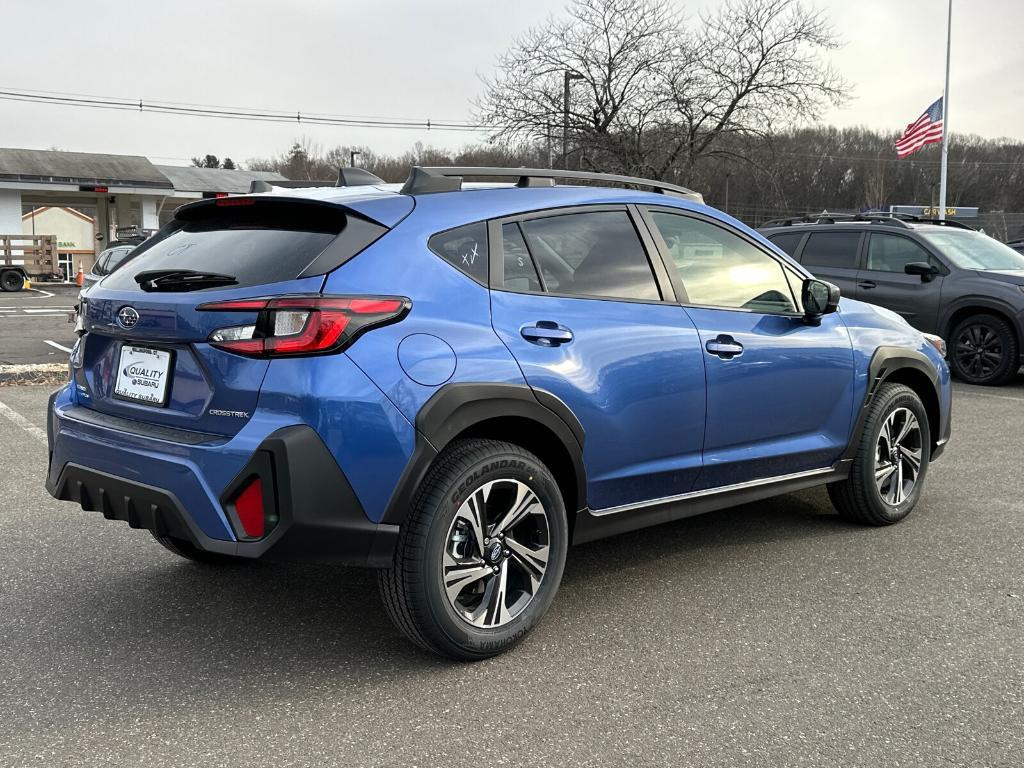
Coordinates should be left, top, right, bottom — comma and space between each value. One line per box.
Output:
116, 306, 140, 329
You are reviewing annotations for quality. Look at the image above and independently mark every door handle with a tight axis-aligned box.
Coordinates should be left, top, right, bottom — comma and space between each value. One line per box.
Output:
521, 321, 574, 347
705, 334, 744, 359
858, 280, 877, 289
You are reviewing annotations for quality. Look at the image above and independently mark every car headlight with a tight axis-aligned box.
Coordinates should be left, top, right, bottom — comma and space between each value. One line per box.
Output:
922, 332, 947, 358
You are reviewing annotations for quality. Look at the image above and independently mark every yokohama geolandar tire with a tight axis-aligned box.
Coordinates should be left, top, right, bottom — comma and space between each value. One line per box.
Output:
378, 439, 568, 660
828, 383, 930, 526
151, 532, 248, 565
949, 313, 1020, 386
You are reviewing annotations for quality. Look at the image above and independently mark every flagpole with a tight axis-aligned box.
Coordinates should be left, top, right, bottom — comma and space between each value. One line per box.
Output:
938, 0, 952, 221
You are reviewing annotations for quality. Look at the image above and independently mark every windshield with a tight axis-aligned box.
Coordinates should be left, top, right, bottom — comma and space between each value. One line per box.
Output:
922, 230, 1024, 271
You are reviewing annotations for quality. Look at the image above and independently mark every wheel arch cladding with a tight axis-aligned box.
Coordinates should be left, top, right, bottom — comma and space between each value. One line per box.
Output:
860, 348, 943, 455
381, 383, 587, 528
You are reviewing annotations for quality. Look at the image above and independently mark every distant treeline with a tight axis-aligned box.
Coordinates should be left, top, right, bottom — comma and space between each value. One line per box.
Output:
247, 127, 1024, 235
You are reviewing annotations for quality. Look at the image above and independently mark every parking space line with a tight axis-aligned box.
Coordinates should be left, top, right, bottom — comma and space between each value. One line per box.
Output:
28, 288, 56, 298
952, 388, 1024, 403
44, 340, 73, 354
0, 401, 48, 445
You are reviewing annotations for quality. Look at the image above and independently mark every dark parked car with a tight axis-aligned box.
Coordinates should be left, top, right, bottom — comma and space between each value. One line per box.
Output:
761, 215, 1024, 386
81, 242, 137, 293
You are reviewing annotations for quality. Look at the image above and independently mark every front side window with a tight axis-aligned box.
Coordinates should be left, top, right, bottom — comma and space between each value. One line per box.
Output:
651, 212, 798, 314
429, 222, 488, 283
501, 223, 542, 292
519, 211, 660, 301
866, 234, 934, 273
801, 232, 861, 269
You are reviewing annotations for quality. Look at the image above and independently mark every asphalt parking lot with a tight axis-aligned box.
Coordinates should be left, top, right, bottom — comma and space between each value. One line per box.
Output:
0, 285, 78, 365
0, 376, 1022, 767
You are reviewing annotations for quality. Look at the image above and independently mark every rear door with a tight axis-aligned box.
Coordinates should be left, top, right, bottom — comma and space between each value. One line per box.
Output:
857, 231, 946, 332
796, 230, 864, 299
488, 206, 707, 512
77, 198, 384, 437
643, 208, 856, 490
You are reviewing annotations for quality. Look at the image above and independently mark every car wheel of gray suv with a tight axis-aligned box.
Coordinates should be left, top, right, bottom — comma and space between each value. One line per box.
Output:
950, 314, 1020, 386
378, 439, 568, 660
827, 383, 930, 526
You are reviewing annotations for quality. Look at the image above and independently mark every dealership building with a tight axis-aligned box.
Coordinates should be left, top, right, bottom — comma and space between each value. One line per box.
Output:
0, 147, 285, 279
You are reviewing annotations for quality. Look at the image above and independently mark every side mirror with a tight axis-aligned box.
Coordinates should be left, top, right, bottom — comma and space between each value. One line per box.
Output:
802, 278, 840, 322
904, 261, 939, 282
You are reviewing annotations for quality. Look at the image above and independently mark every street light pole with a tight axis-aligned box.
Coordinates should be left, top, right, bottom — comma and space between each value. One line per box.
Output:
563, 71, 583, 170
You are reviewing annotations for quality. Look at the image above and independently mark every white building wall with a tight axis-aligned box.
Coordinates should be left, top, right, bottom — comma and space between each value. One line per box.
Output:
0, 189, 23, 233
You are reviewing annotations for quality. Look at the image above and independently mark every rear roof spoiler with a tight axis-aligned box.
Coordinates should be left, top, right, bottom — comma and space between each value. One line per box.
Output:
248, 168, 385, 194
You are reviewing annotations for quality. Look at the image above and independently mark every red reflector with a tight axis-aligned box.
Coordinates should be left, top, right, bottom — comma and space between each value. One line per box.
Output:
215, 197, 256, 207
349, 298, 403, 314
234, 477, 264, 538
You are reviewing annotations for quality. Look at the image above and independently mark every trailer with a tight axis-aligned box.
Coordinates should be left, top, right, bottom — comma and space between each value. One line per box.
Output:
0, 234, 62, 291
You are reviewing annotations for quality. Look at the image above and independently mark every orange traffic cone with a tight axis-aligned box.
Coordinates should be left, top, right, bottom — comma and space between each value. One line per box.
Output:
75, 263, 85, 287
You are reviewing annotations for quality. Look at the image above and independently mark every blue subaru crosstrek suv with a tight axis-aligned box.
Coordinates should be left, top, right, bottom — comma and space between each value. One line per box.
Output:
47, 166, 952, 659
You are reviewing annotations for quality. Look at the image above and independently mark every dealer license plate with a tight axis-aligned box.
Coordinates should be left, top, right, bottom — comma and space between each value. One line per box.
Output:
114, 345, 172, 406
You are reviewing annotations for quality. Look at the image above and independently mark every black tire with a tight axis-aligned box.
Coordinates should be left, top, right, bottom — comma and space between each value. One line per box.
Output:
828, 383, 930, 526
0, 269, 23, 292
378, 439, 568, 660
949, 313, 1020, 386
151, 532, 248, 565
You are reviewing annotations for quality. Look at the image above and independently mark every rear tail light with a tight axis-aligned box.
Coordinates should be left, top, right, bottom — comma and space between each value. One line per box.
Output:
198, 295, 409, 357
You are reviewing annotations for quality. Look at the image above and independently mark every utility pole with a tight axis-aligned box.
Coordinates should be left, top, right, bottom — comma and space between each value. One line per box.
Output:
563, 71, 583, 169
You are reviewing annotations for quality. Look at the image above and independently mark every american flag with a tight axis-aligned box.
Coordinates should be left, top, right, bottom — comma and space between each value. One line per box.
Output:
896, 98, 944, 158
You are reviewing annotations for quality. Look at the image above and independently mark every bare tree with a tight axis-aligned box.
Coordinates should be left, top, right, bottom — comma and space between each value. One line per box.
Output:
476, 0, 680, 173
477, 0, 849, 179
659, 0, 849, 175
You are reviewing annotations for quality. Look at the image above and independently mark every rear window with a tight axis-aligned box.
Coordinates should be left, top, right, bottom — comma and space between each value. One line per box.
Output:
102, 201, 351, 291
800, 232, 861, 269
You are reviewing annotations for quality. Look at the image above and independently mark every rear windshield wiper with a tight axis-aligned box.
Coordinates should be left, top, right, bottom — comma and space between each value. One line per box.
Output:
135, 269, 238, 292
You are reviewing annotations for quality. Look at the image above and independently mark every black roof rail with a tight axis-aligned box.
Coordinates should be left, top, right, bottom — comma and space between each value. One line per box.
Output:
336, 167, 385, 187
763, 210, 976, 231
399, 166, 704, 202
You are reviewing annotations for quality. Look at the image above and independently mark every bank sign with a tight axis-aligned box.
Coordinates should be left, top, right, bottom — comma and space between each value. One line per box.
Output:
890, 205, 979, 219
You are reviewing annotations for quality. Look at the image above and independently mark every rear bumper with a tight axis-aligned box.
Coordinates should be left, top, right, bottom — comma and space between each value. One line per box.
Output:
45, 390, 398, 567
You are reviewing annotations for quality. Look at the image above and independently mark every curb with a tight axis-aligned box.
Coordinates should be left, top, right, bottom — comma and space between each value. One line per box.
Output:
0, 363, 68, 386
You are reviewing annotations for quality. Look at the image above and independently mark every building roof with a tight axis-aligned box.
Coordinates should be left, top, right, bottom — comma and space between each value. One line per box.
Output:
0, 147, 172, 189
154, 165, 287, 194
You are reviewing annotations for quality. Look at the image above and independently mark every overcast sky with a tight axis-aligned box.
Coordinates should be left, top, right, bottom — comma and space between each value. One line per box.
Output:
1, 0, 1020, 166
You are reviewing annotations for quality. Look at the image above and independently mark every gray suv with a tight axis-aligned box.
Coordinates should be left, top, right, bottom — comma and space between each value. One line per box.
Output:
760, 215, 1024, 386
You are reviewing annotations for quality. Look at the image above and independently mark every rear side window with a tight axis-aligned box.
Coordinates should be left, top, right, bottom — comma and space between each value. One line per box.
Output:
105, 247, 134, 273
519, 211, 660, 301
801, 232, 861, 269
768, 232, 803, 257
102, 202, 352, 291
429, 222, 488, 284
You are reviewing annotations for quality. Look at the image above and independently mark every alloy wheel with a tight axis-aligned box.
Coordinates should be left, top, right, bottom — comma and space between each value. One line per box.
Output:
442, 479, 551, 628
874, 407, 923, 506
954, 323, 1004, 380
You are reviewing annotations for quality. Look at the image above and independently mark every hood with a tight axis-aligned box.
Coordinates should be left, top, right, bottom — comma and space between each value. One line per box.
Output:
973, 269, 1024, 286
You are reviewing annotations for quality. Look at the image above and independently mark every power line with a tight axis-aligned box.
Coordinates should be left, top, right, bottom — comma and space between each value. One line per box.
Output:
0, 87, 492, 133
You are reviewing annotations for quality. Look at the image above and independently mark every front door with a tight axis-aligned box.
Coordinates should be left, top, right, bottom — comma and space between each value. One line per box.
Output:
857, 231, 946, 333
488, 207, 707, 512
643, 208, 856, 490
